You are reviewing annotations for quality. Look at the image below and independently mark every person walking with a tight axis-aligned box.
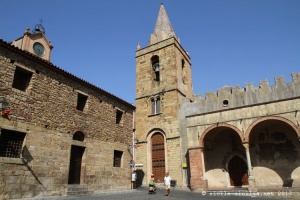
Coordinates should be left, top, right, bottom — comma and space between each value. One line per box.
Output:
164, 172, 171, 197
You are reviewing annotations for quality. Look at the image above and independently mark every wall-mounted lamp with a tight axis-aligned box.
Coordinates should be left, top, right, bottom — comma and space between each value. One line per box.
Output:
134, 137, 139, 144
134, 137, 142, 147
0, 97, 10, 116
128, 137, 141, 150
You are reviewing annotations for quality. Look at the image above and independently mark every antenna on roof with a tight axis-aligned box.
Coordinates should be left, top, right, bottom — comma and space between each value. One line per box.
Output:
33, 18, 45, 34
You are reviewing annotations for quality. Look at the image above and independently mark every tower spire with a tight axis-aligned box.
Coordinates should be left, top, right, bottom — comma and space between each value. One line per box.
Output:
154, 3, 176, 37
149, 3, 179, 45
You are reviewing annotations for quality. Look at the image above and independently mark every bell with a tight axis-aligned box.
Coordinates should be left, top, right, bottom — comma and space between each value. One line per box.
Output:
35, 25, 41, 32
154, 64, 160, 72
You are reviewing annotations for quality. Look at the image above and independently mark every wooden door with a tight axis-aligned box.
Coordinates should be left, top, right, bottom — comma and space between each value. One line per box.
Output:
68, 145, 85, 184
151, 133, 165, 183
228, 156, 249, 186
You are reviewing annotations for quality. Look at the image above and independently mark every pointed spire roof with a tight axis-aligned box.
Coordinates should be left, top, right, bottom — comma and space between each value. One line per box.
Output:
154, 3, 176, 37
149, 3, 179, 45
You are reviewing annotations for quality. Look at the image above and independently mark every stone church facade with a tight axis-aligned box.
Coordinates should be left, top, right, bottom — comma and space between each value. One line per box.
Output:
135, 3, 300, 192
0, 25, 135, 198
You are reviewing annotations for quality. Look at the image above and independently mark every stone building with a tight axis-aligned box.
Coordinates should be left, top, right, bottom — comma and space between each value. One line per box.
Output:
0, 24, 135, 199
135, 3, 300, 192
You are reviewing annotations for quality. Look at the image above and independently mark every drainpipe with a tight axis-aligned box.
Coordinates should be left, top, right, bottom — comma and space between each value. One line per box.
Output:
133, 111, 136, 172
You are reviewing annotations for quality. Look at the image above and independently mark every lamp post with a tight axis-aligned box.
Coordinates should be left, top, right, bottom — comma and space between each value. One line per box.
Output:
129, 137, 139, 169
129, 137, 139, 190
0, 97, 10, 116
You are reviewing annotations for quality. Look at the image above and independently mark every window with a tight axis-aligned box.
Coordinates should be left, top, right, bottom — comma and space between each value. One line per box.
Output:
0, 129, 26, 158
151, 56, 160, 82
151, 97, 160, 115
113, 150, 123, 167
12, 66, 33, 91
181, 59, 187, 85
73, 131, 85, 142
116, 109, 123, 124
76, 93, 88, 111
222, 99, 229, 107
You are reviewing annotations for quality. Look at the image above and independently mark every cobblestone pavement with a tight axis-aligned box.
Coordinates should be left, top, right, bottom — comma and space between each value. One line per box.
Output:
16, 186, 299, 200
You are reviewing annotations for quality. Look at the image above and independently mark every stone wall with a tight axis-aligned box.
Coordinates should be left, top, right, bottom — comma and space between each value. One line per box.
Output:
166, 137, 182, 186
184, 72, 300, 191
0, 40, 135, 199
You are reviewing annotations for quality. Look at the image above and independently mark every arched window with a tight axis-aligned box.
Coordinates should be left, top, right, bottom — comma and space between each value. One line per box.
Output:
181, 59, 187, 84
151, 55, 160, 82
73, 131, 85, 142
151, 97, 160, 115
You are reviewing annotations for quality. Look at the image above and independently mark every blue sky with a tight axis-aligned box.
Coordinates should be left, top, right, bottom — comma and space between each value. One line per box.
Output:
1, 0, 299, 105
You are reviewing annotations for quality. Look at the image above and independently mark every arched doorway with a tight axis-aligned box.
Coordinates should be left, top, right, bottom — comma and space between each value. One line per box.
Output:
228, 156, 249, 187
68, 131, 85, 184
151, 133, 165, 183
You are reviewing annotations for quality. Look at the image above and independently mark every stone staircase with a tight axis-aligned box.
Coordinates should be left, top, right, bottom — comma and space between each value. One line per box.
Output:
66, 184, 93, 196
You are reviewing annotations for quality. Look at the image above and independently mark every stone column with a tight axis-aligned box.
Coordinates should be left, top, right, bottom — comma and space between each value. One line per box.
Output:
243, 142, 256, 191
200, 147, 206, 180
189, 147, 208, 191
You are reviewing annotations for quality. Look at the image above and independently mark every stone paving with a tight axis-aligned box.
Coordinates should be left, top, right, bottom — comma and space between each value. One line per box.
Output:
13, 185, 300, 200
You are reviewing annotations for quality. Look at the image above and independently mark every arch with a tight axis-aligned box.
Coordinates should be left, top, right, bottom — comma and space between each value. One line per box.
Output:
72, 131, 85, 142
222, 149, 246, 169
246, 115, 300, 188
151, 55, 160, 82
151, 133, 165, 183
69, 131, 86, 185
244, 116, 300, 142
146, 128, 166, 139
199, 123, 244, 147
181, 59, 187, 84
151, 55, 159, 66
147, 128, 167, 183
181, 59, 185, 66
227, 155, 249, 186
149, 96, 161, 115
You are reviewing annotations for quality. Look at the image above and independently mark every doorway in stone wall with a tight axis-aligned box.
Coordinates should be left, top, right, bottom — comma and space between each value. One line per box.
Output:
228, 156, 249, 187
151, 133, 165, 183
68, 145, 85, 184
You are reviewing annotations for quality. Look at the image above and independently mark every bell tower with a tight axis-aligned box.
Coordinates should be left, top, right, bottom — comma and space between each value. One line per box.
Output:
135, 3, 194, 186
12, 22, 53, 61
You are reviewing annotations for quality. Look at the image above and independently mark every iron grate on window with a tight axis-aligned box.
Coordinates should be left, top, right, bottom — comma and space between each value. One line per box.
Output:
0, 130, 25, 158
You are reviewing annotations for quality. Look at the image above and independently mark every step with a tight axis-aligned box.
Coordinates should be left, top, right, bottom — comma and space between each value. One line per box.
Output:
66, 184, 94, 196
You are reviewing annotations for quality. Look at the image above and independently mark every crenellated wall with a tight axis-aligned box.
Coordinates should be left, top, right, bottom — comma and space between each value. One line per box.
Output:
184, 72, 300, 116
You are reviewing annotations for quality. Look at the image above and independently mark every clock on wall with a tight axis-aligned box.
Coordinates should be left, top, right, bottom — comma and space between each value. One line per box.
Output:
33, 42, 45, 57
